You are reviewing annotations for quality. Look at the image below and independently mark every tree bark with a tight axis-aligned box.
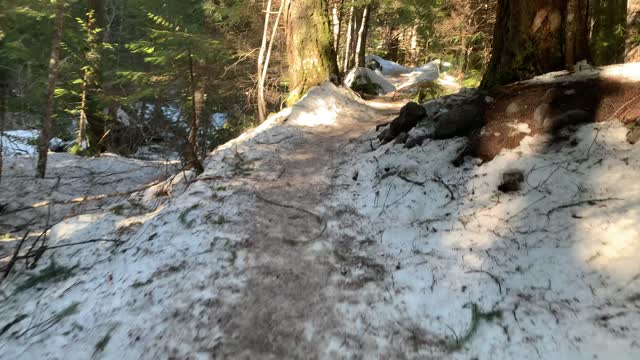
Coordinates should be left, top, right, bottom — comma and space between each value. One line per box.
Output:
78, 0, 106, 153
257, 0, 274, 123
343, 5, 354, 73
284, 0, 339, 105
0, 78, 6, 183
37, 0, 65, 178
481, 0, 590, 89
355, 4, 371, 68
186, 50, 204, 174
626, 0, 640, 61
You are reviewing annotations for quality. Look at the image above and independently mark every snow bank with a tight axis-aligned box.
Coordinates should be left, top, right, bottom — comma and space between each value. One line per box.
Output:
3, 78, 637, 358
1, 130, 39, 156
343, 67, 396, 95
330, 121, 640, 358
0, 82, 380, 359
366, 55, 413, 75
517, 62, 640, 86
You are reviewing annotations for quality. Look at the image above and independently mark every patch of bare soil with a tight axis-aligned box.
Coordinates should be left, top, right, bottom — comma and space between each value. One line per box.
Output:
469, 78, 640, 161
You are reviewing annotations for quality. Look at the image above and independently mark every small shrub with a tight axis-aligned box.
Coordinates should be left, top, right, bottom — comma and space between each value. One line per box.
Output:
68, 143, 86, 156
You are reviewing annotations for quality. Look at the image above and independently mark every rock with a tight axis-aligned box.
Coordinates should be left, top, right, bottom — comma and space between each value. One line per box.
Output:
378, 102, 426, 143
344, 67, 395, 95
433, 103, 484, 139
394, 132, 409, 145
48, 138, 66, 152
366, 58, 382, 71
533, 103, 550, 128
506, 101, 521, 115
405, 127, 431, 149
405, 134, 428, 149
498, 170, 524, 193
628, 127, 640, 144
544, 109, 592, 132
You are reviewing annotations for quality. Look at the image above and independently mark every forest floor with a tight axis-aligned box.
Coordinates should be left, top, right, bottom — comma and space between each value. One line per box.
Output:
1, 65, 640, 359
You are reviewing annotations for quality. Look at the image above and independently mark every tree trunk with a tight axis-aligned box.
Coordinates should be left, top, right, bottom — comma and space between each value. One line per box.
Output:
333, 1, 344, 71
78, 0, 106, 153
0, 78, 6, 183
626, 0, 640, 61
257, 0, 274, 123
565, 0, 591, 70
37, 0, 65, 178
591, 0, 628, 65
343, 5, 354, 73
186, 50, 204, 174
258, 0, 285, 123
481, 0, 590, 89
284, 0, 339, 105
355, 4, 371, 68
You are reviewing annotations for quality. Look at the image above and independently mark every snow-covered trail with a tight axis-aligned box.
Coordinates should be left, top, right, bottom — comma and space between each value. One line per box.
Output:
209, 88, 404, 357
1, 81, 640, 359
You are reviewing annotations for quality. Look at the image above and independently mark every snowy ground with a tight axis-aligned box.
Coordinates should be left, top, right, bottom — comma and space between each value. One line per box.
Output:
1, 69, 640, 359
0, 130, 40, 156
0, 153, 179, 270
353, 56, 461, 96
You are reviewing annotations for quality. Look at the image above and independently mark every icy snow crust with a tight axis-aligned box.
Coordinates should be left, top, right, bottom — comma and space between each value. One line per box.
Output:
1, 69, 640, 359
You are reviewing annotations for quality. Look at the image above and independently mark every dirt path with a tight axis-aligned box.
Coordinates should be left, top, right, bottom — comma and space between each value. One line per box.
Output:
212, 94, 404, 357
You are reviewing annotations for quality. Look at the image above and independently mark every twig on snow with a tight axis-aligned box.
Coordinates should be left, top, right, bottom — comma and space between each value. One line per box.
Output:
466, 269, 503, 294
545, 198, 622, 216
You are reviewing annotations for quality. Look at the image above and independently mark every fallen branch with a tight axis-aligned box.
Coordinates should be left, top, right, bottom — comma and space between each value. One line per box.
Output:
432, 175, 456, 201
254, 193, 323, 224
1, 180, 165, 216
2, 226, 31, 281
397, 174, 426, 187
45, 238, 124, 250
545, 198, 622, 216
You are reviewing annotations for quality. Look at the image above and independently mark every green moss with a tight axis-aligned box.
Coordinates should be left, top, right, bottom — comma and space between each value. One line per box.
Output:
213, 215, 225, 225
447, 303, 503, 352
462, 70, 483, 88
94, 326, 117, 354
178, 204, 200, 228
68, 143, 86, 156
16, 260, 77, 292
110, 204, 126, 216
131, 278, 153, 288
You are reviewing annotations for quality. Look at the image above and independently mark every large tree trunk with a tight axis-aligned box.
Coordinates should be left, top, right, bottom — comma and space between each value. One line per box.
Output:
591, 0, 628, 65
626, 0, 640, 62
37, 0, 65, 178
285, 0, 339, 105
481, 0, 590, 89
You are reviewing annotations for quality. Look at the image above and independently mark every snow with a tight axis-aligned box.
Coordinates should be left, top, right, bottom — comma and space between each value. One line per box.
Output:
366, 55, 414, 75
212, 112, 228, 128
343, 67, 396, 95
329, 120, 640, 359
1, 72, 640, 359
1, 130, 39, 156
517, 62, 640, 86
360, 56, 459, 94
